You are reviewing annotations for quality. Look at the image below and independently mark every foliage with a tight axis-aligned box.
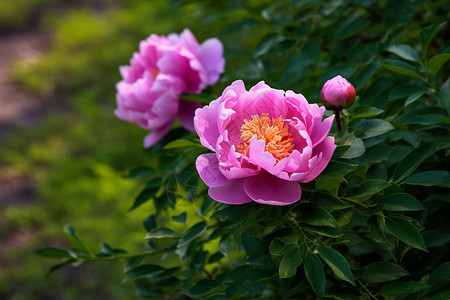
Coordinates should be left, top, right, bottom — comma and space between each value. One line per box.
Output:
4, 0, 450, 299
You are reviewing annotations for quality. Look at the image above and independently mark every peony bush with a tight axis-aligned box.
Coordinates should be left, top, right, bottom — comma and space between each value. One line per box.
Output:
35, 1, 450, 299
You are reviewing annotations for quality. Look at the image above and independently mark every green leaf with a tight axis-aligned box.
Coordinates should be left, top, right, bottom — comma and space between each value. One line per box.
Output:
392, 142, 437, 182
423, 230, 450, 248
350, 105, 383, 119
145, 227, 181, 239
385, 216, 427, 252
179, 93, 214, 104
219, 235, 231, 257
420, 22, 446, 57
405, 91, 425, 106
310, 191, 353, 211
122, 264, 164, 282
63, 225, 90, 254
317, 162, 356, 179
317, 246, 355, 285
163, 138, 202, 150
47, 258, 77, 275
300, 223, 343, 238
353, 119, 394, 139
348, 180, 391, 199
187, 279, 222, 298
378, 193, 426, 211
33, 247, 71, 258
301, 206, 337, 227
333, 130, 365, 159
403, 171, 450, 187
428, 262, 450, 286
178, 221, 207, 247
172, 212, 187, 224
125, 167, 155, 178
353, 62, 379, 90
387, 44, 420, 63
429, 53, 450, 75
378, 281, 430, 297
269, 238, 286, 256
360, 262, 409, 283
304, 251, 325, 299
279, 246, 304, 279
382, 59, 423, 79
128, 181, 161, 212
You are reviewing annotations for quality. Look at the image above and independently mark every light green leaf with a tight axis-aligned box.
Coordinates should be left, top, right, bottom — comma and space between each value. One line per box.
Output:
304, 251, 325, 299
429, 53, 450, 75
63, 225, 90, 254
279, 246, 304, 279
404, 171, 450, 187
360, 262, 409, 283
317, 246, 355, 285
385, 216, 427, 252
387, 44, 420, 63
378, 193, 426, 211
145, 227, 181, 239
178, 221, 207, 247
378, 281, 430, 297
393, 142, 437, 182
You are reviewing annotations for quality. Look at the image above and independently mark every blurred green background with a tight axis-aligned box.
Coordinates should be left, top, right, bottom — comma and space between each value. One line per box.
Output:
0, 0, 448, 299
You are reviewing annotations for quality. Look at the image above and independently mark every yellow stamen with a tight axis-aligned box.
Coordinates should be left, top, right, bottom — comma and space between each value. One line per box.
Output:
237, 113, 294, 162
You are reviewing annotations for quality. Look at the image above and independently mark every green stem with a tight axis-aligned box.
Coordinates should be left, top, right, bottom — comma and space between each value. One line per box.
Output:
357, 279, 379, 300
395, 238, 401, 265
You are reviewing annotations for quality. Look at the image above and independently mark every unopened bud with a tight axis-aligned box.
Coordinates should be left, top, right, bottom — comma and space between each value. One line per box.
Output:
321, 75, 356, 110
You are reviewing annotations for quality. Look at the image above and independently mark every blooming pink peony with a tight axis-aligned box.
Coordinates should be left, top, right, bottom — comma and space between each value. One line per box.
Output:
115, 29, 225, 147
194, 80, 336, 206
320, 75, 356, 110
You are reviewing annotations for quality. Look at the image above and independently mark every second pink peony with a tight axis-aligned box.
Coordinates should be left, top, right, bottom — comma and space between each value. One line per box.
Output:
194, 80, 336, 206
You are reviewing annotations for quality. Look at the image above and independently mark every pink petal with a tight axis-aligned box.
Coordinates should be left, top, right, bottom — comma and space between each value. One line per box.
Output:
143, 120, 174, 148
199, 38, 225, 85
178, 100, 201, 131
208, 179, 253, 204
194, 97, 224, 151
244, 172, 301, 206
196, 153, 230, 187
300, 136, 336, 182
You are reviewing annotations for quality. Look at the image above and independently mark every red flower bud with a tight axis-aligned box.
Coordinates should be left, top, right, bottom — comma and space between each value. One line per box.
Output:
321, 75, 356, 110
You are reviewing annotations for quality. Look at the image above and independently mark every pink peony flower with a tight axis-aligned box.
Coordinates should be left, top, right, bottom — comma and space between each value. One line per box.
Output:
115, 29, 225, 147
194, 80, 336, 206
321, 75, 356, 110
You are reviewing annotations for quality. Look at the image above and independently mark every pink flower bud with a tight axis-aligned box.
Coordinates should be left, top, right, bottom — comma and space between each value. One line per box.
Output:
321, 75, 356, 110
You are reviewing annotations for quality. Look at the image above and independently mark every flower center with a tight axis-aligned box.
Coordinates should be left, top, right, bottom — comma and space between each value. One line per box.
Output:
237, 113, 294, 162
150, 69, 160, 78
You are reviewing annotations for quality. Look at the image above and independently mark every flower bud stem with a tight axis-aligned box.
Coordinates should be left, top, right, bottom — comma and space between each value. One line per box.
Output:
334, 110, 344, 131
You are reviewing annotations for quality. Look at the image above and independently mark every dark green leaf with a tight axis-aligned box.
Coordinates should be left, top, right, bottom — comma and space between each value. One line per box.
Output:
47, 258, 77, 275
63, 225, 90, 253
128, 185, 160, 212
317, 246, 355, 285
393, 142, 437, 182
353, 119, 394, 139
382, 59, 422, 79
360, 262, 409, 283
219, 235, 231, 257
122, 264, 164, 282
33, 247, 71, 258
423, 230, 450, 248
350, 105, 383, 118
428, 262, 450, 286
385, 216, 427, 252
145, 227, 181, 239
163, 138, 202, 150
378, 281, 430, 297
304, 251, 325, 299
142, 215, 157, 232
178, 222, 207, 247
310, 191, 353, 211
279, 246, 304, 279
172, 212, 187, 224
429, 53, 450, 75
378, 193, 426, 211
403, 171, 450, 187
125, 167, 155, 178
405, 91, 425, 106
300, 223, 343, 237
353, 62, 379, 90
317, 162, 356, 179
348, 180, 391, 199
269, 238, 286, 256
301, 206, 337, 227
387, 44, 420, 62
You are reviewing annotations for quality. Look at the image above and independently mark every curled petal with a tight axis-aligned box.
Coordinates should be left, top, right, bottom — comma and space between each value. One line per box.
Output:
209, 179, 253, 204
196, 154, 230, 187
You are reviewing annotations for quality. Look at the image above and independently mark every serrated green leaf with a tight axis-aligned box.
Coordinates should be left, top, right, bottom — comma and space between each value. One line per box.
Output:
378, 281, 430, 296
387, 44, 420, 62
145, 227, 181, 239
393, 142, 437, 182
378, 193, 426, 211
404, 171, 450, 187
317, 246, 355, 285
385, 216, 427, 252
360, 262, 409, 283
304, 251, 325, 299
178, 222, 207, 247
429, 53, 450, 75
279, 246, 304, 279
